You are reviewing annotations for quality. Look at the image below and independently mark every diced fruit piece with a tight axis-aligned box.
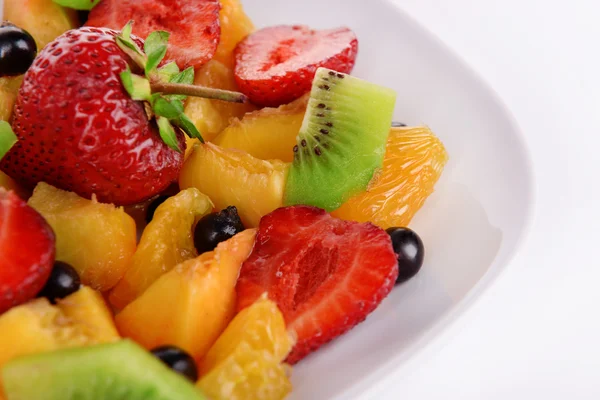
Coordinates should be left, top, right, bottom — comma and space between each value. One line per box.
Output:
180, 143, 288, 227
0, 171, 22, 194
37, 261, 81, 302
332, 126, 448, 228
0, 23, 37, 78
184, 60, 257, 145
236, 206, 398, 364
386, 227, 425, 284
213, 95, 308, 163
234, 25, 358, 107
284, 68, 396, 211
151, 345, 199, 382
194, 206, 245, 254
28, 182, 137, 292
3, 0, 77, 50
116, 230, 256, 361
0, 76, 22, 121
198, 296, 293, 400
0, 286, 119, 393
53, 0, 101, 11
0, 121, 16, 159
0, 189, 55, 313
87, 0, 220, 69
213, 0, 255, 69
109, 188, 213, 310
1, 340, 206, 400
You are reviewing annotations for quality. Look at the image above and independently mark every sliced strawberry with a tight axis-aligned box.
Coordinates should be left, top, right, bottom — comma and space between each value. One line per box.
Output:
87, 0, 221, 69
0, 189, 55, 314
234, 25, 358, 107
236, 206, 397, 364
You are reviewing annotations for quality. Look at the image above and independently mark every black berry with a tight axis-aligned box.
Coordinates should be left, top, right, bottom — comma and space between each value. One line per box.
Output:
193, 206, 245, 254
0, 22, 37, 77
151, 345, 198, 382
38, 261, 81, 302
386, 227, 424, 284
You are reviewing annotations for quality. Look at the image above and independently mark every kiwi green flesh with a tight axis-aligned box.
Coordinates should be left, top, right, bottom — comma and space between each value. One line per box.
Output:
284, 67, 397, 211
1, 340, 206, 400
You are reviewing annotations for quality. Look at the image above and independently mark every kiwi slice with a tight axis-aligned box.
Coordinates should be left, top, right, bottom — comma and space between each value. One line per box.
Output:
284, 67, 397, 211
1, 340, 206, 400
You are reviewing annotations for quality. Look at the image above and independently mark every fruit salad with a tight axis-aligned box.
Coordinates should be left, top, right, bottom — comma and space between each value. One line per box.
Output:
0, 0, 448, 399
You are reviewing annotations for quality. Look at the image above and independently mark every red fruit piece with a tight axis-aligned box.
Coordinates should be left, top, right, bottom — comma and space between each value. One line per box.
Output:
87, 0, 221, 70
234, 25, 358, 107
0, 189, 55, 314
0, 27, 185, 205
236, 206, 398, 364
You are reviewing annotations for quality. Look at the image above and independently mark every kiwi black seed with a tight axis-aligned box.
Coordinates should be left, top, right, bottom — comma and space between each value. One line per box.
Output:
284, 67, 397, 211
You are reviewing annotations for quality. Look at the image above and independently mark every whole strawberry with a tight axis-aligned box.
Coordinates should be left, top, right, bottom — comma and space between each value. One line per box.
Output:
0, 25, 245, 205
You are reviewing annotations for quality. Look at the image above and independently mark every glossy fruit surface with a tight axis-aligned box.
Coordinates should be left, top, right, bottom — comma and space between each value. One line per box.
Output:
236, 206, 398, 363
387, 227, 425, 284
234, 25, 358, 106
87, 0, 221, 69
0, 189, 55, 313
151, 345, 199, 382
180, 143, 288, 227
198, 296, 293, 400
0, 27, 184, 205
0, 23, 37, 77
109, 188, 213, 310
332, 126, 448, 229
213, 0, 255, 69
116, 230, 256, 361
28, 182, 137, 292
194, 206, 245, 254
184, 60, 257, 146
213, 94, 308, 163
37, 261, 81, 303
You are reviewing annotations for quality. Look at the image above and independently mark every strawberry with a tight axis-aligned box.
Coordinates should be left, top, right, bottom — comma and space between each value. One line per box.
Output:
0, 189, 55, 313
0, 25, 245, 205
236, 206, 398, 364
234, 25, 358, 107
86, 0, 221, 70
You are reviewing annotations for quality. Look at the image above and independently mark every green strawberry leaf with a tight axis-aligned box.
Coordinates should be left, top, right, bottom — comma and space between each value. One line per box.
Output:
157, 117, 181, 153
120, 68, 151, 101
152, 96, 184, 119
157, 62, 180, 82
144, 31, 170, 76
174, 113, 204, 143
0, 121, 17, 161
170, 67, 194, 85
115, 22, 147, 70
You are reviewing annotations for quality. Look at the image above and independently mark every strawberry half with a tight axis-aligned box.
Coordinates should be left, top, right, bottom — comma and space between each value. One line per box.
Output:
0, 189, 55, 314
87, 0, 221, 70
236, 206, 398, 364
234, 25, 358, 107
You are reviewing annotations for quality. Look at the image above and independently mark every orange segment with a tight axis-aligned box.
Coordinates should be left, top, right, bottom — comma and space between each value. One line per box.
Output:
109, 188, 214, 310
27, 182, 137, 292
332, 126, 448, 229
180, 143, 289, 227
115, 230, 256, 361
184, 60, 257, 146
213, 95, 308, 163
213, 0, 255, 69
198, 296, 293, 400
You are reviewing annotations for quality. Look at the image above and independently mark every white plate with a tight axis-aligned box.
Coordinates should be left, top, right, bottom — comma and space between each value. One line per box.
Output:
242, 0, 535, 398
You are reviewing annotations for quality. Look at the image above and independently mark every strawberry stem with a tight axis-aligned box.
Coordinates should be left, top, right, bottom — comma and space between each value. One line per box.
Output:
150, 82, 248, 104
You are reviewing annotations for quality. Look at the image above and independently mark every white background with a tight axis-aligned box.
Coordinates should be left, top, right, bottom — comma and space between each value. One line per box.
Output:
367, 0, 600, 399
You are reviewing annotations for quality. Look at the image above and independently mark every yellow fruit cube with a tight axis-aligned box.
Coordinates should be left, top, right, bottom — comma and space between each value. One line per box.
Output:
115, 230, 256, 361
213, 0, 255, 69
109, 188, 214, 310
180, 143, 289, 227
28, 182, 137, 292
